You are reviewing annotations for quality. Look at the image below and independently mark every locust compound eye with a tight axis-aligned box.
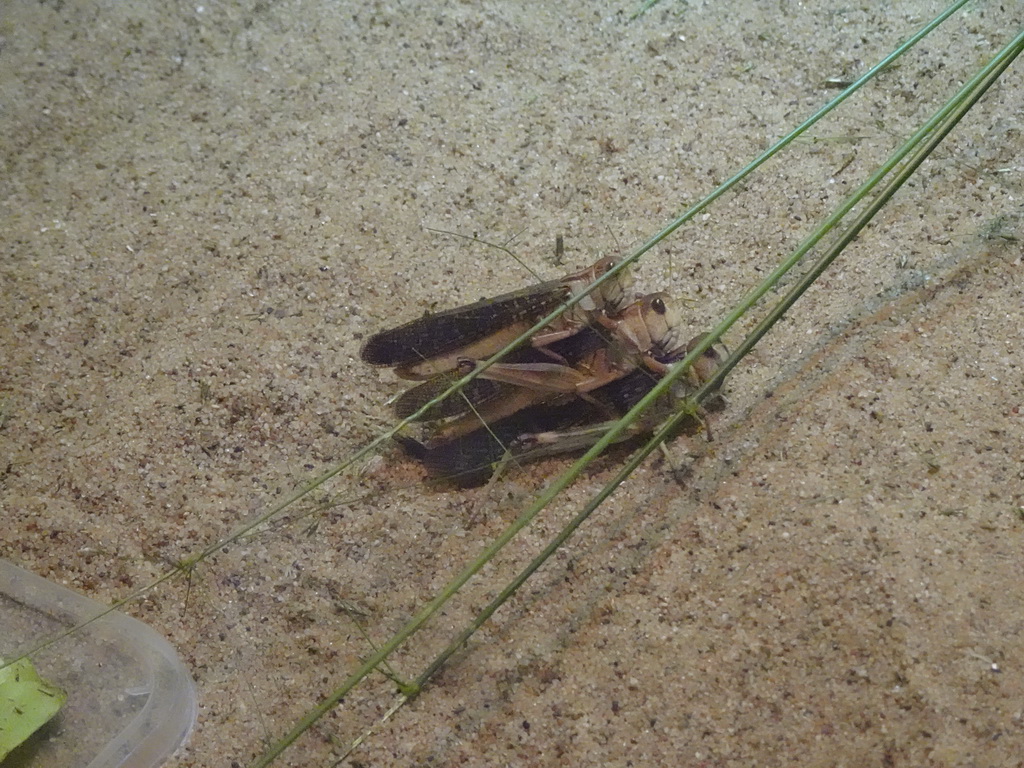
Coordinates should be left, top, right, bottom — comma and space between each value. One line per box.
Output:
651, 297, 667, 315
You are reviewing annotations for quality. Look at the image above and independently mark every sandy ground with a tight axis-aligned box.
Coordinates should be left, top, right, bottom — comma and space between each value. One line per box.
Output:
2, 1, 1023, 766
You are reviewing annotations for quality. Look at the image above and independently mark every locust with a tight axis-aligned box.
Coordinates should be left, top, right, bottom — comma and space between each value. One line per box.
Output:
396, 334, 728, 487
395, 292, 696, 445
359, 256, 634, 380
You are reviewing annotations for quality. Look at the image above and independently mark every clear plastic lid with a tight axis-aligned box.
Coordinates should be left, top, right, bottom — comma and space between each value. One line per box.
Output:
0, 559, 196, 767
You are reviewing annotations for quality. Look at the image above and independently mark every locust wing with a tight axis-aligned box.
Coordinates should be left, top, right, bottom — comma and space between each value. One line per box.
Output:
360, 257, 631, 380
396, 392, 601, 487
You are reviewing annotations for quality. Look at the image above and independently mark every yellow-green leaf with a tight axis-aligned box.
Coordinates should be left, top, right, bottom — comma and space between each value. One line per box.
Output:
0, 657, 67, 760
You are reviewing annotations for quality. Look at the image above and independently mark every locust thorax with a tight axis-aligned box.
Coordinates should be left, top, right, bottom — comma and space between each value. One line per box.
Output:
570, 257, 634, 314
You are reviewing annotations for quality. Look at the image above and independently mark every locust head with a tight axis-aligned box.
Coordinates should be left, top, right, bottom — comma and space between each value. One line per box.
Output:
605, 292, 685, 358
638, 292, 685, 356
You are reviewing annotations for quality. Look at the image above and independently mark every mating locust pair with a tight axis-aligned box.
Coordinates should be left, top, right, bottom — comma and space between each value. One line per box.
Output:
361, 256, 726, 486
